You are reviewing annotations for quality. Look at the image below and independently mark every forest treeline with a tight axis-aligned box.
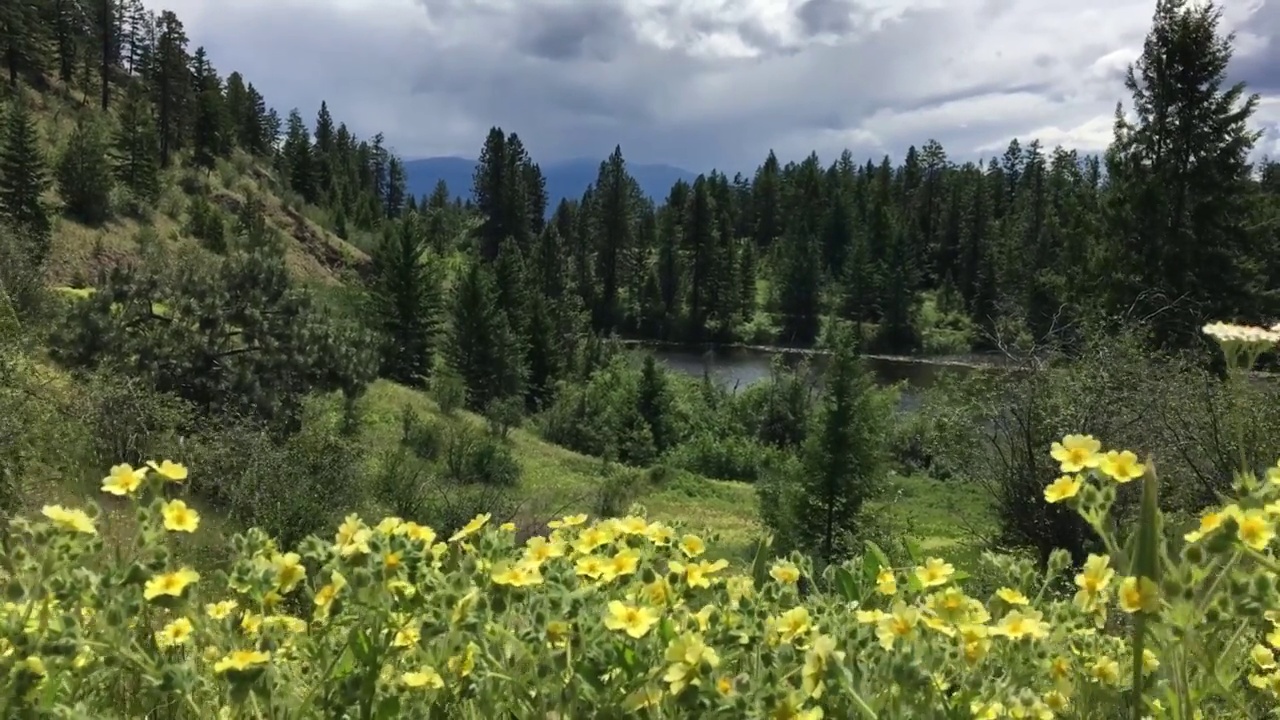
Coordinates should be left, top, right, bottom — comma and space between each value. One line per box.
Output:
5, 0, 1278, 365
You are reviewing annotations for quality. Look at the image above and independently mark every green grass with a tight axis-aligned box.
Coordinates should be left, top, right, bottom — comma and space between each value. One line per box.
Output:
354, 380, 767, 562
351, 380, 994, 567
872, 472, 996, 567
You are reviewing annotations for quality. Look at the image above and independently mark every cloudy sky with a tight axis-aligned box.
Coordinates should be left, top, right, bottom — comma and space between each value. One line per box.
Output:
164, 0, 1278, 172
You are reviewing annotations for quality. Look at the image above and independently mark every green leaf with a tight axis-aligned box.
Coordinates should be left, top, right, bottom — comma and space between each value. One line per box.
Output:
833, 566, 858, 601
904, 538, 924, 564
750, 535, 773, 591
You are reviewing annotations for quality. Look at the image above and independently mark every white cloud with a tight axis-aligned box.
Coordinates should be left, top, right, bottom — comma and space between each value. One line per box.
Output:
159, 0, 1278, 171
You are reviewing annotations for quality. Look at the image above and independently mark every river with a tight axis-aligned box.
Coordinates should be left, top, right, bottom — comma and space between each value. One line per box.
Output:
639, 345, 992, 412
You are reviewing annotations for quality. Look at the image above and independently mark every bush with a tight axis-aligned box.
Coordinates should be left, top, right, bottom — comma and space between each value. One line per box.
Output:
399, 406, 443, 461
75, 371, 190, 470
439, 423, 520, 487
665, 432, 783, 483
183, 415, 365, 550
431, 367, 466, 416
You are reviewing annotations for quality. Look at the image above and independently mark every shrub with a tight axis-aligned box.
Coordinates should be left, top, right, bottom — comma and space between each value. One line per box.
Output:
431, 367, 466, 416
665, 432, 783, 483
439, 423, 520, 487
399, 405, 443, 462
183, 416, 364, 550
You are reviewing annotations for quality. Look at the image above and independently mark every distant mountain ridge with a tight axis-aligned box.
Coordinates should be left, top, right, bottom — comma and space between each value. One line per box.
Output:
403, 156, 698, 213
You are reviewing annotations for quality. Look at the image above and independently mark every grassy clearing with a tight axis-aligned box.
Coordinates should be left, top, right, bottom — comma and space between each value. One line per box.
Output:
352, 380, 994, 566
874, 472, 996, 567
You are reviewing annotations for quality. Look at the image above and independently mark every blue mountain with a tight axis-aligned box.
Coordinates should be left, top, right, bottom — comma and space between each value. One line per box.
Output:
403, 156, 698, 213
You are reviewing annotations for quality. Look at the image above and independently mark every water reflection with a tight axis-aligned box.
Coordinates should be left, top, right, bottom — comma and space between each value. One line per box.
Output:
637, 345, 987, 412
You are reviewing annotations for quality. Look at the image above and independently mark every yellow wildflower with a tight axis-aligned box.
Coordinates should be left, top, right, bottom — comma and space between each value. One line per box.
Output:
573, 525, 612, 554
402, 667, 445, 689
876, 602, 919, 649
1118, 576, 1160, 614
771, 606, 812, 645
147, 460, 188, 482
1050, 434, 1102, 473
604, 601, 659, 638
876, 567, 897, 595
403, 522, 436, 545
154, 617, 193, 648
663, 632, 720, 694
1089, 656, 1121, 685
375, 516, 405, 535
548, 513, 588, 529
1073, 554, 1114, 612
101, 463, 146, 496
213, 649, 270, 674
272, 552, 307, 593
992, 609, 1049, 640
206, 600, 238, 620
1099, 449, 1145, 483
915, 557, 955, 588
996, 587, 1030, 605
143, 568, 200, 601
1238, 509, 1276, 550
41, 505, 96, 535
1044, 475, 1082, 503
449, 513, 490, 542
492, 560, 544, 588
770, 560, 801, 584
524, 536, 566, 564
161, 499, 200, 533
575, 555, 610, 581
679, 534, 706, 558
1253, 644, 1277, 670
609, 549, 641, 578
617, 515, 649, 534
645, 522, 675, 545
335, 515, 372, 557
1185, 509, 1225, 543
801, 634, 845, 699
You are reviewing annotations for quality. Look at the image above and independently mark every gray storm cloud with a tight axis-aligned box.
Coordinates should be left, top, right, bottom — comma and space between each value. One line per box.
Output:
166, 0, 1277, 170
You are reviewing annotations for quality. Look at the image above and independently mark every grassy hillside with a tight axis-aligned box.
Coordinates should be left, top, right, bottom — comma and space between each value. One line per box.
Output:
19, 81, 368, 293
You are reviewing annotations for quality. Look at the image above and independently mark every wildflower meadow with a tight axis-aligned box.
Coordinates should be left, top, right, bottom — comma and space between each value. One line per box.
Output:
5, 321, 1280, 719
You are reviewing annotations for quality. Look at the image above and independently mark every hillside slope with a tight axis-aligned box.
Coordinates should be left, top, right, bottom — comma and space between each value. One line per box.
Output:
21, 82, 369, 292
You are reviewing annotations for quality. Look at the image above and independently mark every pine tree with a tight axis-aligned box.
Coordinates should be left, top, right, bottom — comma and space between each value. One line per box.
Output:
240, 82, 270, 155
683, 176, 717, 338
367, 219, 443, 386
792, 322, 888, 562
313, 101, 335, 196
448, 259, 524, 410
0, 97, 50, 245
593, 145, 637, 331
281, 109, 315, 202
190, 47, 228, 170
776, 227, 823, 345
1104, 0, 1266, 347
112, 81, 160, 208
752, 151, 783, 248
57, 117, 114, 225
424, 179, 453, 253
636, 354, 673, 454
149, 11, 190, 166
385, 156, 406, 218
